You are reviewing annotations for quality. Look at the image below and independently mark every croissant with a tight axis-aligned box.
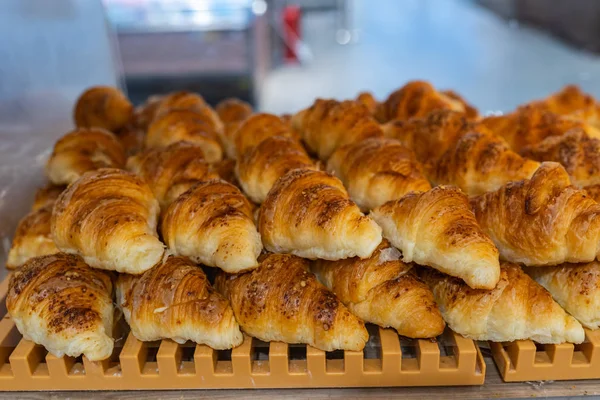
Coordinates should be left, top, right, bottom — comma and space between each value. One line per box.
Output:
161, 178, 262, 273
371, 186, 500, 289
233, 113, 294, 158
116, 256, 243, 349
210, 158, 238, 186
73, 86, 133, 132
146, 109, 223, 162
259, 168, 382, 260
115, 123, 146, 157
52, 168, 164, 274
527, 85, 600, 128
133, 94, 164, 131
215, 98, 252, 124
524, 262, 600, 329
46, 128, 127, 185
312, 240, 445, 338
32, 184, 65, 211
374, 81, 470, 123
236, 135, 316, 204
356, 91, 379, 114
292, 99, 383, 160
470, 162, 600, 266
430, 129, 540, 196
152, 91, 223, 133
420, 263, 585, 344
327, 137, 431, 210
480, 105, 600, 151
214, 253, 368, 351
586, 184, 600, 203
7, 253, 114, 360
126, 141, 218, 207
440, 90, 479, 119
521, 129, 600, 188
381, 109, 475, 164
7, 204, 58, 269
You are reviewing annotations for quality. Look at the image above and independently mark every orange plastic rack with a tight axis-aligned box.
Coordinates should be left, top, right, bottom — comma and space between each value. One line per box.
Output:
490, 330, 600, 382
0, 275, 485, 390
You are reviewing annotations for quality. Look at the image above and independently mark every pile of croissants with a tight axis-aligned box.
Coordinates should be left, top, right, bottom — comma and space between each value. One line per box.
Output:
5, 81, 600, 362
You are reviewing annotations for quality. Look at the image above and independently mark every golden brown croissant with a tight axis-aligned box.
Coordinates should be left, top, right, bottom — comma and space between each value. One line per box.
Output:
116, 256, 243, 349
312, 240, 445, 338
259, 168, 382, 260
430, 129, 540, 196
46, 128, 127, 185
32, 184, 65, 211
381, 109, 475, 164
126, 141, 218, 207
7, 204, 58, 269
327, 137, 431, 210
374, 81, 470, 123
210, 158, 238, 186
524, 262, 600, 329
153, 91, 223, 132
356, 91, 379, 114
115, 123, 146, 157
521, 129, 600, 188
233, 113, 295, 158
215, 98, 252, 124
480, 105, 600, 151
292, 99, 383, 160
527, 85, 600, 128
371, 186, 500, 289
132, 94, 164, 131
146, 109, 223, 162
440, 89, 479, 119
470, 162, 600, 266
585, 184, 600, 202
7, 253, 114, 360
73, 86, 133, 132
214, 253, 368, 351
161, 178, 262, 273
236, 135, 316, 204
52, 168, 164, 274
420, 262, 585, 344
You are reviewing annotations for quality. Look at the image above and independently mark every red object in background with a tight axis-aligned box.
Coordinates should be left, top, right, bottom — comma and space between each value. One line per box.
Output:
283, 5, 301, 63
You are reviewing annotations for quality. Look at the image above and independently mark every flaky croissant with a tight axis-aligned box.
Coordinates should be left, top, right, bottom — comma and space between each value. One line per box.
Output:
327, 137, 431, 210
74, 86, 133, 132
161, 178, 262, 273
46, 128, 127, 185
146, 109, 223, 162
7, 253, 114, 360
52, 168, 164, 274
153, 91, 223, 132
429, 129, 540, 196
382, 109, 475, 164
420, 263, 585, 344
236, 135, 316, 204
440, 90, 479, 119
210, 158, 238, 186
355, 91, 379, 114
374, 81, 471, 123
291, 99, 383, 160
312, 241, 445, 338
127, 141, 218, 207
527, 85, 600, 128
116, 256, 243, 349
524, 262, 600, 329
133, 94, 164, 131
371, 186, 500, 289
586, 184, 600, 203
470, 162, 600, 266
233, 113, 294, 159
115, 123, 146, 157
259, 168, 382, 260
215, 253, 368, 351
32, 184, 65, 211
215, 98, 253, 158
7, 204, 58, 269
521, 129, 600, 188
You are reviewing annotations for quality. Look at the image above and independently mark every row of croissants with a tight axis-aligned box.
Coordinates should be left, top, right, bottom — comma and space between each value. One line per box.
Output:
6, 81, 600, 362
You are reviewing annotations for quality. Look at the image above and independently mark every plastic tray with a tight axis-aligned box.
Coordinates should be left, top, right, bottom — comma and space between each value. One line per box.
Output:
0, 275, 485, 390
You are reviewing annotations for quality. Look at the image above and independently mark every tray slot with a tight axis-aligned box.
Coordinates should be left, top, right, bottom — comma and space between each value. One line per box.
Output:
157, 340, 181, 378
9, 340, 47, 378
379, 327, 401, 374
119, 333, 145, 378
46, 354, 76, 377
231, 335, 252, 376
268, 341, 287, 376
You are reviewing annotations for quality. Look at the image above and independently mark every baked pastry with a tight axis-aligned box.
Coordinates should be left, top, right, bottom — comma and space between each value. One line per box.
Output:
585, 184, 600, 203
420, 263, 585, 344
236, 135, 316, 204
146, 109, 223, 162
524, 262, 600, 329
440, 90, 479, 119
371, 186, 500, 289
292, 99, 383, 160
116, 123, 146, 157
356, 91, 378, 114
161, 178, 262, 273
521, 129, 600, 188
374, 81, 470, 123
381, 109, 474, 164
210, 158, 238, 186
470, 162, 600, 266
7, 204, 58, 269
259, 168, 382, 260
215, 253, 368, 351
46, 128, 127, 185
312, 241, 445, 338
116, 256, 243, 349
32, 184, 65, 211
52, 168, 164, 274
152, 91, 223, 133
133, 94, 164, 131
527, 85, 600, 128
327, 137, 431, 210
215, 98, 253, 158
430, 129, 540, 196
127, 141, 218, 207
7, 253, 114, 360
233, 113, 293, 158
73, 86, 133, 132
